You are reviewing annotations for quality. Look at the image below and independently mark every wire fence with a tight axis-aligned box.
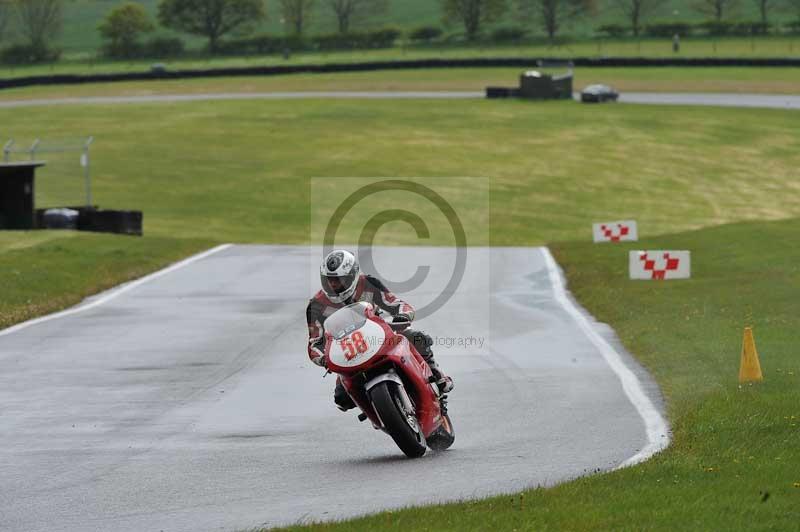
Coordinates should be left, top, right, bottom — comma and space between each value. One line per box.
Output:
2, 137, 93, 209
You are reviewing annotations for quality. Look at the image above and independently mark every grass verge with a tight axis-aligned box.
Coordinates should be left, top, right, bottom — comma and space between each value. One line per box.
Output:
2, 67, 800, 101
272, 218, 800, 531
0, 231, 212, 329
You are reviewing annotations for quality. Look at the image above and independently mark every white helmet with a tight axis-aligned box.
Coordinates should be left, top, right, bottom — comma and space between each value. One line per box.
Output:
320, 250, 360, 304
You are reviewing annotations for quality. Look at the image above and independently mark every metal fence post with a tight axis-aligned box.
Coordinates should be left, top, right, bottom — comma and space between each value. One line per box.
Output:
4, 136, 96, 206
3, 139, 14, 162
29, 139, 40, 162
83, 137, 94, 207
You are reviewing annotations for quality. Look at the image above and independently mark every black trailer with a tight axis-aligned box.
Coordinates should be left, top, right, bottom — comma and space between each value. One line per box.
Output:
0, 161, 45, 230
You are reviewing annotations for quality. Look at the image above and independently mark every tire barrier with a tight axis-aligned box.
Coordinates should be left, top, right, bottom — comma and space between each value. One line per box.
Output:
2, 56, 800, 91
485, 87, 520, 99
35, 206, 143, 236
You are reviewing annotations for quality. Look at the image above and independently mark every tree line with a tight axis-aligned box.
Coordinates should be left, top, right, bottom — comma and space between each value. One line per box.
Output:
1, 0, 799, 64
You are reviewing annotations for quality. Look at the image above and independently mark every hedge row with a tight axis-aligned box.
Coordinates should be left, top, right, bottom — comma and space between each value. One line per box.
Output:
597, 20, 797, 38
0, 44, 61, 65
6, 29, 401, 64
216, 29, 402, 55
102, 37, 185, 60
3, 39, 184, 64
645, 21, 771, 37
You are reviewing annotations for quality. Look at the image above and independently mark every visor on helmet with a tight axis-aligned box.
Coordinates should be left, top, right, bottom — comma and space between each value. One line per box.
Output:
321, 271, 357, 299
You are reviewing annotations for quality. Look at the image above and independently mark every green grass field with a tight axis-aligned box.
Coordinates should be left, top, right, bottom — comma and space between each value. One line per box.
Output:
3, 99, 799, 244
2, 97, 800, 529
13, 0, 800, 57
0, 232, 210, 329
2, 36, 800, 80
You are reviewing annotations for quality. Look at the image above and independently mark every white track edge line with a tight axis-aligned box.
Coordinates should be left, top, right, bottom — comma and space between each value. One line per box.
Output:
541, 246, 670, 468
0, 243, 233, 338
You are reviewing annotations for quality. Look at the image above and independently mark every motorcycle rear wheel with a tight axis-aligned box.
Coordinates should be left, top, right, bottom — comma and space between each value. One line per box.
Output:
371, 382, 427, 458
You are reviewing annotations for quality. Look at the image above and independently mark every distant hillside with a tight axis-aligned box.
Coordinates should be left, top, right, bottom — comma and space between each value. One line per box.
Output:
18, 0, 798, 57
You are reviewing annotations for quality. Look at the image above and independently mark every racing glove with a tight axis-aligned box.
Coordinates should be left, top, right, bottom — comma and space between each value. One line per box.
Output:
394, 312, 412, 324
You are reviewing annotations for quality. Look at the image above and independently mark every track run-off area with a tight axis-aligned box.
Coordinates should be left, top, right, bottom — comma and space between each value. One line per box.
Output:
0, 92, 799, 109
0, 246, 668, 531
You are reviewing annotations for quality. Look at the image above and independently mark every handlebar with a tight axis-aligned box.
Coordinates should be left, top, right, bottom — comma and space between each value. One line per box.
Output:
374, 307, 411, 332
389, 320, 411, 332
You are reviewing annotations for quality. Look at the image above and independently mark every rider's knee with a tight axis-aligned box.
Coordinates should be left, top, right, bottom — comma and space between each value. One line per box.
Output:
406, 330, 434, 360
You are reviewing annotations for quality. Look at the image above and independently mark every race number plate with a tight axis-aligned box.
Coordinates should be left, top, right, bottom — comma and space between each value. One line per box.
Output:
328, 319, 386, 368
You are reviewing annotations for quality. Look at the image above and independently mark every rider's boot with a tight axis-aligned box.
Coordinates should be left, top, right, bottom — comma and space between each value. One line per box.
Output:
427, 359, 454, 394
334, 378, 356, 411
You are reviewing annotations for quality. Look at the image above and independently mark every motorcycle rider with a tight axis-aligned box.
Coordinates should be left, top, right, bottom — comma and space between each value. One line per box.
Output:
307, 249, 454, 411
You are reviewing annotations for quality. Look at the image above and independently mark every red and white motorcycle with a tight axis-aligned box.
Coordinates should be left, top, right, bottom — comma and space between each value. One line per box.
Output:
323, 302, 455, 458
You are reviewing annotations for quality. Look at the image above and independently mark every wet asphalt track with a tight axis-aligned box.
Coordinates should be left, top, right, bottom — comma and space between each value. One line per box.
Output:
0, 91, 798, 109
0, 246, 667, 531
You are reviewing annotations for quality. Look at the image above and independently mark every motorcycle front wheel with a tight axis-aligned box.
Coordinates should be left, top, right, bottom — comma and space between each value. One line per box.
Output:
370, 381, 426, 458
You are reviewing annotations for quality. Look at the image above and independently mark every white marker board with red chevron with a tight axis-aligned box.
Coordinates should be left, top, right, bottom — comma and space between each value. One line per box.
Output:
593, 220, 638, 243
629, 250, 691, 280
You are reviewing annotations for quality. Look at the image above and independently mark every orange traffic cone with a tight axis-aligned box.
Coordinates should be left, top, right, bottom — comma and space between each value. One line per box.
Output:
739, 327, 763, 383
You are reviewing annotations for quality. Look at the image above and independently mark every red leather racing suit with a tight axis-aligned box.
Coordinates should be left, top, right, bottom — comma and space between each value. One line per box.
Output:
306, 273, 418, 367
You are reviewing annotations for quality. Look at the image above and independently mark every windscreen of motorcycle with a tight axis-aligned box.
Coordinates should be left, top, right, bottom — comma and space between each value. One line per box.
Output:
327, 318, 387, 368
324, 302, 370, 340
